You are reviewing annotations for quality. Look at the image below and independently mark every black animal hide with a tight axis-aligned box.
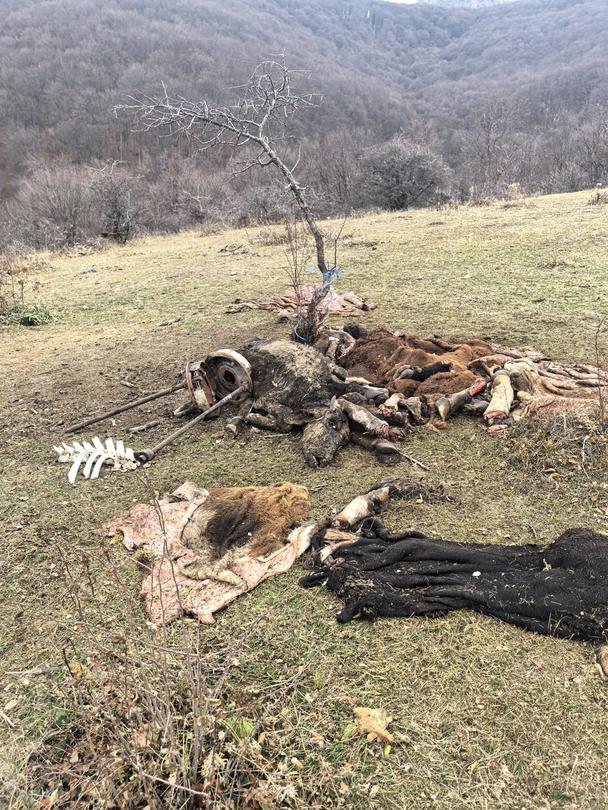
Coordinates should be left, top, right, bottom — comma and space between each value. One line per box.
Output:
300, 523, 608, 643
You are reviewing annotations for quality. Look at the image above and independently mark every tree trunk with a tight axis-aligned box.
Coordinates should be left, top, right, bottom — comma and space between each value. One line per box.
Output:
265, 141, 328, 274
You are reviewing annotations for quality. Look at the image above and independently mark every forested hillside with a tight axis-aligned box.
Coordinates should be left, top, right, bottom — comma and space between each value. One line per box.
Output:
418, 0, 518, 8
1, 0, 607, 247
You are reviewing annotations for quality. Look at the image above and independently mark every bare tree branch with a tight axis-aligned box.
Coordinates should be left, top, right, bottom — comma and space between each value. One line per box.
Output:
117, 58, 328, 272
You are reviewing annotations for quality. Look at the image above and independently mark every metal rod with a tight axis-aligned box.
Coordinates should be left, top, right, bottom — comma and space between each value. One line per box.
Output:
66, 383, 186, 434
137, 384, 248, 462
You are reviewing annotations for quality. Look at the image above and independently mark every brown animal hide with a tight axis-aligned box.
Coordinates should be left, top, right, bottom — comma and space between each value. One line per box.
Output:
214, 330, 608, 473
341, 330, 492, 390
101, 481, 311, 624
337, 328, 608, 426
226, 286, 376, 317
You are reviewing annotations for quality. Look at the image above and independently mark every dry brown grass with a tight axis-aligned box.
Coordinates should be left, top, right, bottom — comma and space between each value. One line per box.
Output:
1, 190, 608, 808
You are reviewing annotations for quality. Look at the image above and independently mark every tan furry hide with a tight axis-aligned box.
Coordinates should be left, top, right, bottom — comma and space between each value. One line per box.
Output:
502, 356, 608, 420
101, 481, 312, 624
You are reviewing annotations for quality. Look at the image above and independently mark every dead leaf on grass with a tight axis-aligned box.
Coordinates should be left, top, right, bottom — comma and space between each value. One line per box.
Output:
352, 706, 394, 743
133, 724, 150, 748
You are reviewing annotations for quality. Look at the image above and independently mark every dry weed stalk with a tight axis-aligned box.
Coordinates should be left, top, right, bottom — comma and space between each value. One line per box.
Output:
288, 216, 347, 345
26, 473, 280, 808
594, 315, 607, 424
0, 253, 29, 312
284, 219, 312, 310
0, 252, 51, 325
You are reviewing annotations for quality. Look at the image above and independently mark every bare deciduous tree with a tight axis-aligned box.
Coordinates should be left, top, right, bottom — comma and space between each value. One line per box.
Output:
358, 137, 451, 210
90, 162, 138, 244
118, 58, 329, 274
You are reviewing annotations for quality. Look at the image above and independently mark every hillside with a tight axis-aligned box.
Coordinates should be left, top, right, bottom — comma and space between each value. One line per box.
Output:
412, 0, 519, 7
0, 0, 608, 252
2, 190, 608, 806
1, 0, 607, 204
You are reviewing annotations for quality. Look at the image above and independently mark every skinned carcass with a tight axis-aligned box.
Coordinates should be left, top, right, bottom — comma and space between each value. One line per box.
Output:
237, 338, 412, 468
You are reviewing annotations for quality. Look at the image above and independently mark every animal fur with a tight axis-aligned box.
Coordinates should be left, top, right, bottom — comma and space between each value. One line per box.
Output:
302, 524, 608, 643
102, 481, 311, 624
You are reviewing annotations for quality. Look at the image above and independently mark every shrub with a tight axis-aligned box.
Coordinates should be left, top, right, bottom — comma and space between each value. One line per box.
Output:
356, 137, 451, 211
16, 163, 94, 248
588, 190, 608, 205
0, 252, 51, 326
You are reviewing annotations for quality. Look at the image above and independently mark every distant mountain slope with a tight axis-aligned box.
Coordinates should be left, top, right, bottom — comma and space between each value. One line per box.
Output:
0, 0, 606, 197
410, 1, 519, 7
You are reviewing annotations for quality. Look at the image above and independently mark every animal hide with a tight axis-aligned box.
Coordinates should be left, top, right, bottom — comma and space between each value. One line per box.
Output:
237, 339, 405, 467
502, 356, 608, 420
240, 338, 337, 417
340, 330, 492, 395
337, 329, 608, 425
219, 332, 607, 472
301, 523, 608, 643
226, 286, 376, 317
102, 481, 312, 624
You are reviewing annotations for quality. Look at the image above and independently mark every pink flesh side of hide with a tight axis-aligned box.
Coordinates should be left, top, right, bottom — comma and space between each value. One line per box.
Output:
101, 482, 314, 625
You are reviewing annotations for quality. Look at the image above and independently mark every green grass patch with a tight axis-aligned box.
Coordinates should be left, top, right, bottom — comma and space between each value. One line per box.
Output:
1, 190, 608, 808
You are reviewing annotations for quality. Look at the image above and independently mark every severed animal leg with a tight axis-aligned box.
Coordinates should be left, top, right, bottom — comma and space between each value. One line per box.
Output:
350, 432, 402, 465
338, 398, 390, 438
435, 378, 487, 421
333, 484, 393, 529
393, 360, 451, 382
484, 371, 514, 427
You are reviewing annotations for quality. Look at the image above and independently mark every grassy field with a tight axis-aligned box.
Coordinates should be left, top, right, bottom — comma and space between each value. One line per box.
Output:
1, 190, 608, 808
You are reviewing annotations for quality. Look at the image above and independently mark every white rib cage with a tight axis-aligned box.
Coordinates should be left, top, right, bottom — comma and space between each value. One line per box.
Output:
53, 437, 139, 485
